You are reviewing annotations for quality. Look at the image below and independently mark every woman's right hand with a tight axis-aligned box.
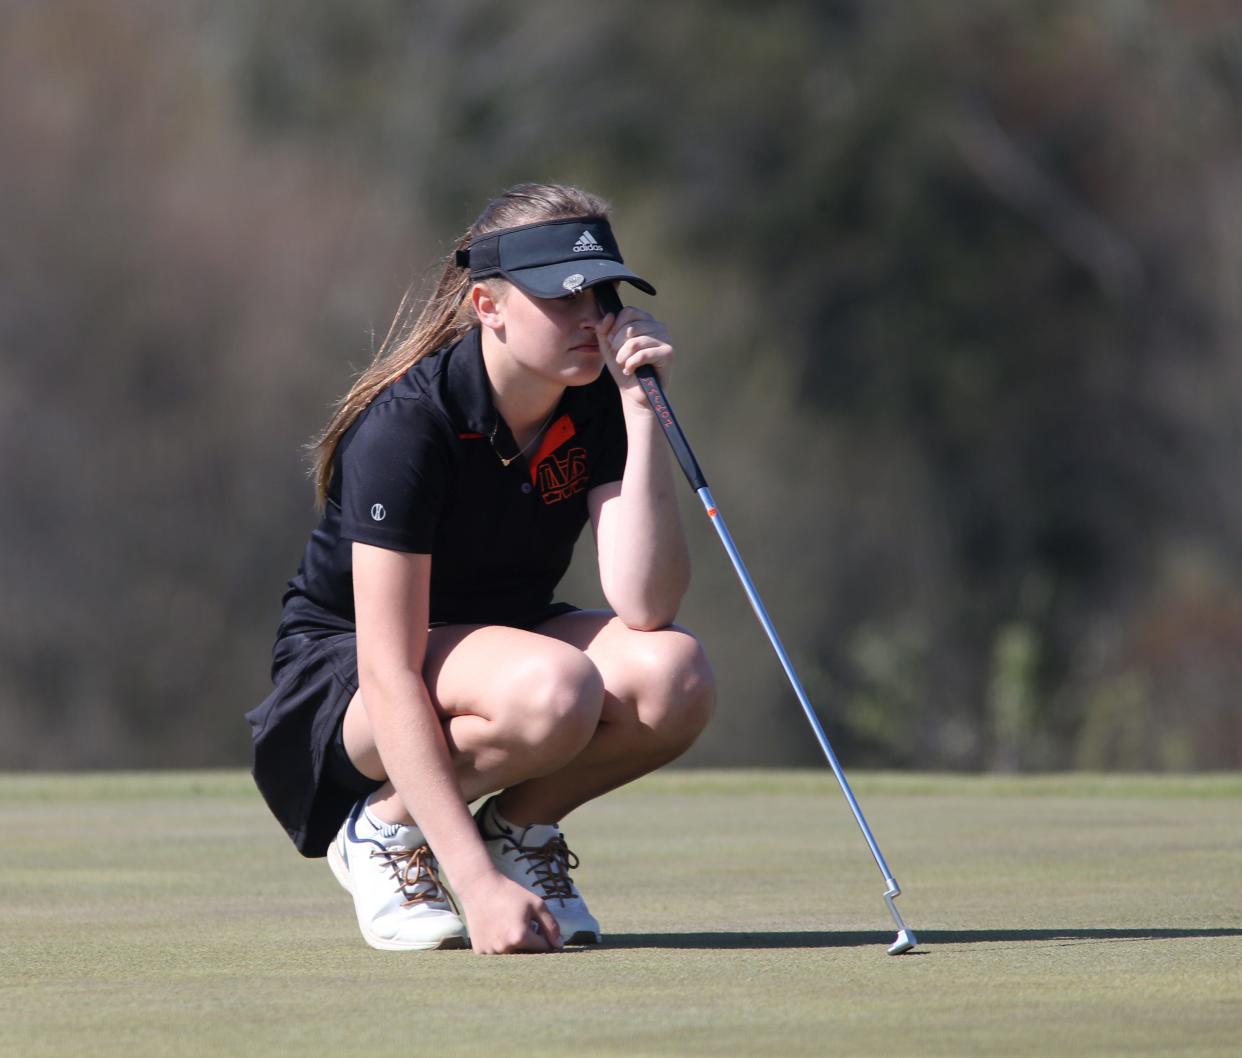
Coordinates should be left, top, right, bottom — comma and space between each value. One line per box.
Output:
455, 870, 563, 954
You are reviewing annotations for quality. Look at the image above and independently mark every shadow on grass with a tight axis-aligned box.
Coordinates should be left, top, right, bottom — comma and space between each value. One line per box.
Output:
604, 928, 1242, 950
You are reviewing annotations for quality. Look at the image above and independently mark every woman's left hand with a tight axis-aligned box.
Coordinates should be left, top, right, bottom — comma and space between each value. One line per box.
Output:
595, 306, 675, 408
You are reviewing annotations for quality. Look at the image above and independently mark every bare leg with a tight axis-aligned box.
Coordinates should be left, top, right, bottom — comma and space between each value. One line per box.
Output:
339, 623, 608, 824
495, 611, 716, 826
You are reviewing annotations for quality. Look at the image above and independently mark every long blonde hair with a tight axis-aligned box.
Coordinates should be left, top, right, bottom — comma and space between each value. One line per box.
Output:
311, 182, 612, 507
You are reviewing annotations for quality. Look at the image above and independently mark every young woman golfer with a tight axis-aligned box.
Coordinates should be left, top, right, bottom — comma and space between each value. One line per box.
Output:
246, 183, 715, 954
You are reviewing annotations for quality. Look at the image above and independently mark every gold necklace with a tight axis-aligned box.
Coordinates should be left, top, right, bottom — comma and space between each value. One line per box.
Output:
489, 407, 557, 468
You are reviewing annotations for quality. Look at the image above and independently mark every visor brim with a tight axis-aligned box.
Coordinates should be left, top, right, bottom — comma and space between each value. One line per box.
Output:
502, 258, 657, 300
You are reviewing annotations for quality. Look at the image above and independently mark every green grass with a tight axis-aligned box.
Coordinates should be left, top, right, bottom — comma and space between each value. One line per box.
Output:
2, 770, 1239, 1057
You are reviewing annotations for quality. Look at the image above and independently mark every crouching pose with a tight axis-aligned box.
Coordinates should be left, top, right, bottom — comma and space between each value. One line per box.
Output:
246, 182, 715, 953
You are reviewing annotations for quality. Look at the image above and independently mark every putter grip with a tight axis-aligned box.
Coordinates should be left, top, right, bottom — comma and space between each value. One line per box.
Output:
595, 283, 708, 491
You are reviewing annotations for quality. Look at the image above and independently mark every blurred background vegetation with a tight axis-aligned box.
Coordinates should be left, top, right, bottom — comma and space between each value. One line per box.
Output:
2, 0, 1239, 771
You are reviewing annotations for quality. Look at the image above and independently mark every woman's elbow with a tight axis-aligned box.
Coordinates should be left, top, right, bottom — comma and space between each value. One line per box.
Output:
617, 610, 675, 633
609, 588, 687, 632
600, 561, 690, 631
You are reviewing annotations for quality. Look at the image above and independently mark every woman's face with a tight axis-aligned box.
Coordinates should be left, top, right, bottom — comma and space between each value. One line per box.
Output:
485, 282, 609, 387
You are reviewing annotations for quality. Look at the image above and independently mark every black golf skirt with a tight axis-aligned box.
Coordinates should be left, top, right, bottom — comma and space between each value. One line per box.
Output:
245, 597, 580, 857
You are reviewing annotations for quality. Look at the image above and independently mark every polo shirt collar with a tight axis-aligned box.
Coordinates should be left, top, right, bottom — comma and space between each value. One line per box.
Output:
445, 328, 496, 437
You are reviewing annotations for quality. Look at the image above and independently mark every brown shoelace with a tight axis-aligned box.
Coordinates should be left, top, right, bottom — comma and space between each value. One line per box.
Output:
510, 834, 581, 904
371, 843, 453, 909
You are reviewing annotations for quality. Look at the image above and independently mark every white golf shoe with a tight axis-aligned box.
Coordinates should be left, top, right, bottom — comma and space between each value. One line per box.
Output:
475, 796, 601, 945
328, 801, 468, 951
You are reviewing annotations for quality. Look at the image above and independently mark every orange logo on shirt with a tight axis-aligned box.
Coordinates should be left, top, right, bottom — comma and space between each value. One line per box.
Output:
526, 415, 588, 505
537, 447, 589, 505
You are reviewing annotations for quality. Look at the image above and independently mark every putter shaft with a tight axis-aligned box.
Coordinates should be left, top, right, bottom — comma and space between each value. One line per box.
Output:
596, 283, 916, 953
696, 486, 914, 949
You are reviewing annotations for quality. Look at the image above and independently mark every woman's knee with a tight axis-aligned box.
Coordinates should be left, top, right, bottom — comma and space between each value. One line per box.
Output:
626, 628, 716, 748
503, 647, 605, 757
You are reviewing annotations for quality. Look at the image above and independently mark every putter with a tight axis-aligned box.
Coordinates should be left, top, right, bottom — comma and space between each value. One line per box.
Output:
597, 284, 918, 956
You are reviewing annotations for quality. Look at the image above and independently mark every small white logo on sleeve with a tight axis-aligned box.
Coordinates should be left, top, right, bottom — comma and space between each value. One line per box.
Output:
370, 503, 387, 521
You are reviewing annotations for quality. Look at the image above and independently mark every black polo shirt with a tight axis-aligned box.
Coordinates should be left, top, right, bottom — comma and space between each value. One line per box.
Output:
281, 328, 627, 631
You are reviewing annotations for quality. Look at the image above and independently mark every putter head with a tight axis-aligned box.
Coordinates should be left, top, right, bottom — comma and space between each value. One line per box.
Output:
887, 929, 917, 956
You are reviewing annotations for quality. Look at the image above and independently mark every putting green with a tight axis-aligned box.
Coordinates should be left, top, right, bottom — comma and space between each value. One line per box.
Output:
1, 770, 1239, 1057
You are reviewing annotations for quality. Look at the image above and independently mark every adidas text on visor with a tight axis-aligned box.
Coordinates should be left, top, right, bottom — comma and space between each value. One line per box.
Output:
456, 217, 656, 300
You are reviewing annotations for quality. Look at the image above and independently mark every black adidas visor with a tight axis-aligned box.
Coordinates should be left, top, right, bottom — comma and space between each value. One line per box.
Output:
456, 217, 656, 300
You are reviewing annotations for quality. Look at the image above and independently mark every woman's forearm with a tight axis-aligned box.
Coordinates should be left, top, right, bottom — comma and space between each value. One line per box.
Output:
597, 403, 691, 628
357, 665, 495, 889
